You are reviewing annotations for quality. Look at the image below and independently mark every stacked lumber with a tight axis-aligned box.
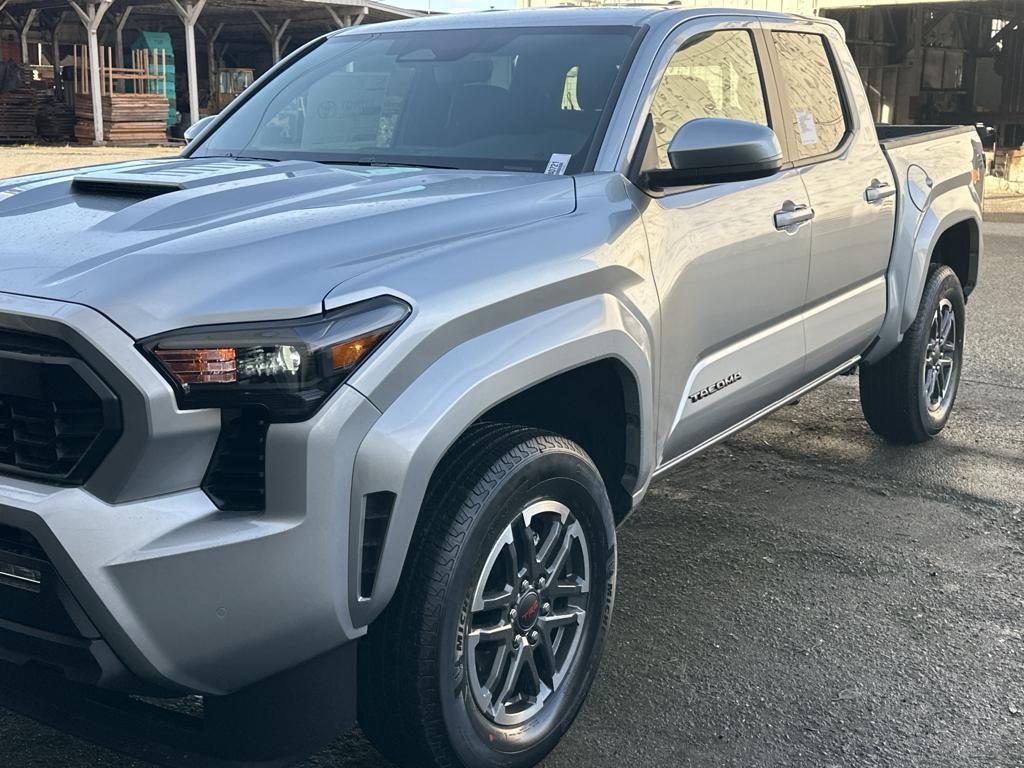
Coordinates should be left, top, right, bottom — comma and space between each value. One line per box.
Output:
36, 98, 75, 142
75, 93, 169, 144
0, 64, 35, 143
0, 93, 36, 143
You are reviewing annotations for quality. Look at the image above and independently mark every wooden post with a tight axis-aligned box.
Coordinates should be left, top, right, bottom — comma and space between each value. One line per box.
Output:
325, 7, 366, 32
325, 6, 347, 30
19, 9, 38, 65
207, 21, 224, 103
68, 0, 113, 143
253, 11, 291, 65
114, 5, 132, 89
168, 0, 208, 126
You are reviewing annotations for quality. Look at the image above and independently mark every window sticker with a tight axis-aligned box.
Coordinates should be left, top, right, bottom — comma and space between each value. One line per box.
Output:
544, 154, 572, 175
795, 109, 818, 146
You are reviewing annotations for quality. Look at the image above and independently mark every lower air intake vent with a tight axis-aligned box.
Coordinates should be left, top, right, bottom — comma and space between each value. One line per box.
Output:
359, 492, 395, 598
203, 408, 269, 512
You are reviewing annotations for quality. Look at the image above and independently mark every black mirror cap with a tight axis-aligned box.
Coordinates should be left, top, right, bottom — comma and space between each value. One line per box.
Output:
643, 117, 783, 190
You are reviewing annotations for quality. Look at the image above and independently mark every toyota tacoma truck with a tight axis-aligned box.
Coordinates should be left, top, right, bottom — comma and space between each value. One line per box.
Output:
0, 7, 983, 768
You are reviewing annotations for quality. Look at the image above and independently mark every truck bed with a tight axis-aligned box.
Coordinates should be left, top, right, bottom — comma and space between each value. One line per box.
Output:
875, 124, 980, 150
865, 121, 984, 367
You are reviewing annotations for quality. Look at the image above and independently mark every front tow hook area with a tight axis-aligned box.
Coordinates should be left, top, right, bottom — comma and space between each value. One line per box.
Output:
0, 641, 357, 768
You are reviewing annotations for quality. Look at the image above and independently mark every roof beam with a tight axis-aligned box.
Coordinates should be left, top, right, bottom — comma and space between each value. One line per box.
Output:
253, 10, 290, 64
325, 5, 365, 29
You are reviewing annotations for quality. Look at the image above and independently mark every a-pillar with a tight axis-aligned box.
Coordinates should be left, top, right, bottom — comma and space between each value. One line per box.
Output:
68, 0, 112, 144
253, 11, 290, 65
167, 0, 207, 126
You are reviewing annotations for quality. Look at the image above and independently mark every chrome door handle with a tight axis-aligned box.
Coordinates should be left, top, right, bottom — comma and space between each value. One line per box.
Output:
865, 180, 896, 203
774, 204, 814, 230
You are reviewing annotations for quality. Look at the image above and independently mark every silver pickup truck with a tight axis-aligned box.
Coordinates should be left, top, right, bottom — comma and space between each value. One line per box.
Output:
0, 7, 983, 768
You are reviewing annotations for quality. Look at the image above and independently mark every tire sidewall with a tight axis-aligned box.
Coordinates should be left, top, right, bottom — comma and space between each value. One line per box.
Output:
436, 448, 616, 768
915, 268, 966, 436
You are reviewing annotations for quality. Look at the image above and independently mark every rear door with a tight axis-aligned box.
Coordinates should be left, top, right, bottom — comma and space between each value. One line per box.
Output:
630, 18, 813, 466
763, 20, 896, 378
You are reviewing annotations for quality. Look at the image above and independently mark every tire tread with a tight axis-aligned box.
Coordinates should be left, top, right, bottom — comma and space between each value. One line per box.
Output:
860, 264, 963, 444
360, 423, 599, 768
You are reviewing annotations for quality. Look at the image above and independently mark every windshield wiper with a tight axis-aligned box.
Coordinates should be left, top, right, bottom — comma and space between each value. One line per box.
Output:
322, 159, 458, 171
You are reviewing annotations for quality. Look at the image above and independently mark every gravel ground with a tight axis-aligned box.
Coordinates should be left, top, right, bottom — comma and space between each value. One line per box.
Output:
0, 213, 1021, 767
0, 145, 179, 179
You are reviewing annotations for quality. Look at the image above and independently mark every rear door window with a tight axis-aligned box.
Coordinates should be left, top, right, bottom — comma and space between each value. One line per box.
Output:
770, 32, 849, 161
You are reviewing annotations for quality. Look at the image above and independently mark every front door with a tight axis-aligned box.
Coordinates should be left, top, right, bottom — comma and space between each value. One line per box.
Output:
633, 21, 813, 466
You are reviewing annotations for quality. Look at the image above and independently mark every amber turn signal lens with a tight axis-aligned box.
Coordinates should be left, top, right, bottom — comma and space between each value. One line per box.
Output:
331, 331, 386, 371
154, 347, 238, 384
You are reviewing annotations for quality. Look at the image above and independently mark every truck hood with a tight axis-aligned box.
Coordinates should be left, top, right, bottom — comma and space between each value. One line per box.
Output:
0, 157, 576, 338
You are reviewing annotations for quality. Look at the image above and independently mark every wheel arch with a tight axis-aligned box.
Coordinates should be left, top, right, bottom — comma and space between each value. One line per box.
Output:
480, 357, 642, 525
865, 195, 981, 365
929, 217, 979, 299
901, 206, 981, 337
347, 296, 654, 629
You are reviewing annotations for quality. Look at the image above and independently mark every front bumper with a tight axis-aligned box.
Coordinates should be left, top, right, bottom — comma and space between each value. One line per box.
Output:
0, 292, 381, 697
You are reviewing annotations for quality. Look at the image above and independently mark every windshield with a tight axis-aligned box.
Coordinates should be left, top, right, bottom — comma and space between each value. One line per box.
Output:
192, 26, 641, 174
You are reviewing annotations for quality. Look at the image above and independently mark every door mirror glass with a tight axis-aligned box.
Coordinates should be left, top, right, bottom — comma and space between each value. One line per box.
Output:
644, 117, 783, 190
184, 114, 217, 144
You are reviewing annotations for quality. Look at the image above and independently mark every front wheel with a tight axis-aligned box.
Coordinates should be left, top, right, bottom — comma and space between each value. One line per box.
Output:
359, 424, 616, 768
859, 265, 966, 443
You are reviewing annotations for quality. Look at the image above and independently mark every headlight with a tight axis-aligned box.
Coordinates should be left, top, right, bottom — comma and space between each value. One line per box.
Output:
140, 296, 410, 421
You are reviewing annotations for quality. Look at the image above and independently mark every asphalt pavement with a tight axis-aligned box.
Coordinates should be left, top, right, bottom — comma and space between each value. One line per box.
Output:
1, 219, 1022, 768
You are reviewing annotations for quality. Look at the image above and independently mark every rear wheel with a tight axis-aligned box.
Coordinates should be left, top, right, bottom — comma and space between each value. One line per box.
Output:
859, 265, 965, 443
359, 424, 616, 768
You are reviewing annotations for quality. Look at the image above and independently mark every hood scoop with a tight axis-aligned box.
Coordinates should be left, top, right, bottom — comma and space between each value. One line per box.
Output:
71, 176, 184, 199
68, 158, 335, 201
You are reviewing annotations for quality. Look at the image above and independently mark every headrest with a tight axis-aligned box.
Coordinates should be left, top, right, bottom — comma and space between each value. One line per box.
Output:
576, 61, 620, 111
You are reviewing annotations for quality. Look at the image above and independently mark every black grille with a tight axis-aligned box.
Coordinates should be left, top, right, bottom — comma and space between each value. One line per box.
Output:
0, 330, 121, 484
203, 408, 269, 512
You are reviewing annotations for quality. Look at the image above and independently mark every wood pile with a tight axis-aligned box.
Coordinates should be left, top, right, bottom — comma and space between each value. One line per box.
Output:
0, 64, 35, 143
75, 94, 169, 144
73, 44, 170, 145
36, 98, 75, 142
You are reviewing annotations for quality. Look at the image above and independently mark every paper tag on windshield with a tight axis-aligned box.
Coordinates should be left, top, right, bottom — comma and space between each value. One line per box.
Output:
795, 109, 817, 146
545, 154, 572, 175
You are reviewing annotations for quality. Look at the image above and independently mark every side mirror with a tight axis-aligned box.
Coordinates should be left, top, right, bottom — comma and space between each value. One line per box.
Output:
184, 114, 217, 144
643, 117, 783, 190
